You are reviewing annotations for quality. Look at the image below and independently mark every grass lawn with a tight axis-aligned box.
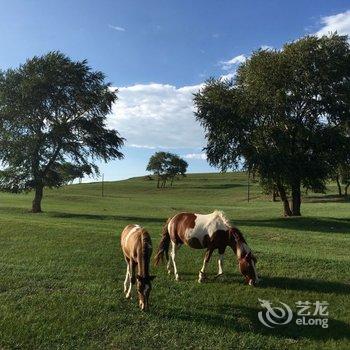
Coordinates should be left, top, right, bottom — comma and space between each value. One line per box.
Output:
0, 172, 349, 349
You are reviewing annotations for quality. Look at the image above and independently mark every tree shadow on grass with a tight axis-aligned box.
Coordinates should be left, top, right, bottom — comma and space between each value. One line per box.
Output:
154, 304, 350, 342
192, 183, 244, 190
0, 206, 32, 215
234, 216, 350, 234
305, 194, 350, 203
48, 212, 166, 224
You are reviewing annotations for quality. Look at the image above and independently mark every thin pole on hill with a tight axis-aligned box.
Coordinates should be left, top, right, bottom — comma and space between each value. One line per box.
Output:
102, 173, 104, 197
247, 170, 250, 203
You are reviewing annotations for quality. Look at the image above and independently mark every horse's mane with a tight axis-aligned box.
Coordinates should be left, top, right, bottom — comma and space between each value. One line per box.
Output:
212, 210, 231, 228
230, 226, 248, 245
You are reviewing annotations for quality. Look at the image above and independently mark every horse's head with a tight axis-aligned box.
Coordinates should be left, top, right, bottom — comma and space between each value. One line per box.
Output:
136, 275, 156, 311
238, 250, 259, 286
229, 228, 259, 286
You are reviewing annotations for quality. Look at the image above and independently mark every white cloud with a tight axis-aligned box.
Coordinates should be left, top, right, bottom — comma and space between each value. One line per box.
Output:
183, 153, 207, 160
316, 10, 350, 37
109, 24, 126, 32
128, 144, 156, 149
219, 72, 236, 81
220, 54, 246, 70
108, 83, 205, 149
260, 45, 273, 50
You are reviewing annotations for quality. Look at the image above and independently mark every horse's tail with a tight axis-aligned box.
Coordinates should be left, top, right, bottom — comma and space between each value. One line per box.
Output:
154, 218, 171, 266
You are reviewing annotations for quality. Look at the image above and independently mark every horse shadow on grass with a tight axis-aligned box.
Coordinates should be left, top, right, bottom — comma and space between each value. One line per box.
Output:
233, 216, 350, 234
258, 276, 350, 295
154, 303, 350, 342
160, 271, 244, 284
221, 274, 350, 296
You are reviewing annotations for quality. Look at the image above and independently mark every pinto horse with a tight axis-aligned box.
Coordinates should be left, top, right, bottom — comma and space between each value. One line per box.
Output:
154, 211, 259, 285
121, 224, 155, 310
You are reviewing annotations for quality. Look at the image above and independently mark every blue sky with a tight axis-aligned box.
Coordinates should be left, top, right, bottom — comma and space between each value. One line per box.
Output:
1, 1, 350, 180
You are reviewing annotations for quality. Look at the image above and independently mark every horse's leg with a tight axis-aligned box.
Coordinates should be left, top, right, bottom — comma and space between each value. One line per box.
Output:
170, 241, 180, 281
198, 248, 214, 283
123, 258, 130, 293
216, 254, 224, 277
125, 260, 135, 299
167, 258, 172, 275
215, 247, 226, 278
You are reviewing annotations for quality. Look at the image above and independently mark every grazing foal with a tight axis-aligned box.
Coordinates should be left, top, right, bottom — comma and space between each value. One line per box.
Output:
120, 224, 155, 310
154, 210, 259, 285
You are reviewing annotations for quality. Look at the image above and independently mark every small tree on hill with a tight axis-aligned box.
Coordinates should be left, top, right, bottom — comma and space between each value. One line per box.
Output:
146, 152, 168, 188
146, 152, 188, 188
168, 155, 188, 186
0, 52, 124, 212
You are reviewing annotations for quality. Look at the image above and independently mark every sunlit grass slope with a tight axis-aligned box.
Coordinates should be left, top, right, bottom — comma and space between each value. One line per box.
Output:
0, 172, 349, 349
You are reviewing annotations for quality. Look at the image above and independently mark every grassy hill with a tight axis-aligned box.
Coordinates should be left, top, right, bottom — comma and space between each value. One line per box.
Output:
0, 172, 349, 349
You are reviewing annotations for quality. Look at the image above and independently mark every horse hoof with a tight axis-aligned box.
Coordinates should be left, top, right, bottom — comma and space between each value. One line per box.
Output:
214, 273, 223, 279
125, 293, 131, 299
198, 274, 207, 283
175, 275, 180, 281
167, 270, 172, 275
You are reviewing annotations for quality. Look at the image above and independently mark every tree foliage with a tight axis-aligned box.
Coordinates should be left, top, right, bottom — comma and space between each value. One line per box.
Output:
195, 34, 350, 216
0, 52, 124, 212
146, 152, 188, 188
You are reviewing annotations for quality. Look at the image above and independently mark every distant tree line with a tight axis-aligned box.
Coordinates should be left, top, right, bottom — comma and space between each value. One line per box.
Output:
146, 152, 188, 188
195, 34, 350, 216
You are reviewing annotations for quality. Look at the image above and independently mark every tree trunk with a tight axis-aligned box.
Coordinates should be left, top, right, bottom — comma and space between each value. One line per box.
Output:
336, 175, 342, 196
272, 188, 278, 202
32, 184, 44, 213
276, 183, 292, 217
345, 183, 349, 197
157, 176, 160, 188
291, 182, 301, 216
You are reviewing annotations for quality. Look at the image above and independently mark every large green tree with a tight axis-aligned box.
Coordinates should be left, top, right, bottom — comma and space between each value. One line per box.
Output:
0, 52, 124, 212
332, 121, 350, 197
195, 34, 350, 216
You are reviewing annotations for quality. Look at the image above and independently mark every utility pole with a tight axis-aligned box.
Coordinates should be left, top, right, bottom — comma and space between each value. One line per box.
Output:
101, 173, 104, 197
247, 170, 250, 203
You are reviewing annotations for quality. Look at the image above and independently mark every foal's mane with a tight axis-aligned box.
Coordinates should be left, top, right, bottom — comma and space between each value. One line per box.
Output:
140, 228, 151, 277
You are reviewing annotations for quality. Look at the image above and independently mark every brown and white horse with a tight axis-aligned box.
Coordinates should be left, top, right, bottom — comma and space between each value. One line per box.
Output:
154, 211, 259, 285
120, 224, 155, 310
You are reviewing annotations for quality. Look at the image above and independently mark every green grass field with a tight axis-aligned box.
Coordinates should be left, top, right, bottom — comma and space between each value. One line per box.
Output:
0, 172, 349, 349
